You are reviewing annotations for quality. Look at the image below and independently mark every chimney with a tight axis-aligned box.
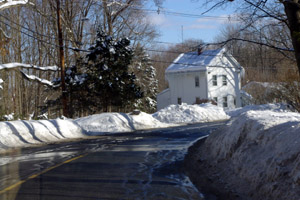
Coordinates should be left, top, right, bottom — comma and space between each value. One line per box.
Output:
197, 46, 203, 56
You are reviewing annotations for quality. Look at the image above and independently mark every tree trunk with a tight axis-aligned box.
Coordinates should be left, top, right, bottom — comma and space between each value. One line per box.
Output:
282, 1, 300, 75
56, 0, 68, 117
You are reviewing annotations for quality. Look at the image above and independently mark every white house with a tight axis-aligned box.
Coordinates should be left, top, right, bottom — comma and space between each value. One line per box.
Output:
157, 47, 244, 110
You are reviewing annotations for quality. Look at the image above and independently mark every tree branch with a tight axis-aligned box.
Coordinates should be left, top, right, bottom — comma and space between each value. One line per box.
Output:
0, 0, 30, 11
20, 70, 60, 88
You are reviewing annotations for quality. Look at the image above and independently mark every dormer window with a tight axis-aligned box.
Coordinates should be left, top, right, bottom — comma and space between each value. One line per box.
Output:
195, 76, 199, 87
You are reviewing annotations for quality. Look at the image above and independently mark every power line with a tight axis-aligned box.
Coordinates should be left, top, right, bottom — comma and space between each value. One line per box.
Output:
0, 17, 294, 63
93, 1, 241, 21
134, 8, 240, 21
0, 11, 295, 65
0, 18, 91, 53
144, 48, 295, 62
0, 13, 87, 48
148, 59, 297, 70
0, 17, 295, 71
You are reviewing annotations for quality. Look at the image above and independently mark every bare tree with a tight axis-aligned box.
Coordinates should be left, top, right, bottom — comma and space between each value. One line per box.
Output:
93, 0, 159, 47
201, 0, 300, 76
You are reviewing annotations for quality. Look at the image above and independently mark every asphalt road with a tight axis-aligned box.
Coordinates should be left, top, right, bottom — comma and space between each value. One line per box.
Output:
0, 121, 225, 200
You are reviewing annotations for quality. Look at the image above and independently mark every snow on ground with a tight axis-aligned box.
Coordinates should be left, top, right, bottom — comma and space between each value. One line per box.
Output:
153, 103, 229, 124
226, 103, 293, 117
75, 112, 171, 135
0, 103, 228, 152
0, 119, 85, 152
194, 104, 300, 199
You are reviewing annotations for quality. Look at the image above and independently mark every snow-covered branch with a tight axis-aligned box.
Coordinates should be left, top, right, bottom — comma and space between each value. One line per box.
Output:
0, 0, 29, 11
20, 70, 60, 88
0, 27, 11, 39
0, 62, 58, 71
0, 78, 3, 89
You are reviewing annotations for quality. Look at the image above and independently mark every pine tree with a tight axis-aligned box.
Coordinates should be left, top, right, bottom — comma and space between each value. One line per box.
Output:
52, 31, 143, 115
83, 31, 142, 112
130, 45, 158, 113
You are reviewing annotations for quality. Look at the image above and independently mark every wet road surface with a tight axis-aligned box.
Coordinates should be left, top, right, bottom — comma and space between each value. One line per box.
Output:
0, 122, 225, 200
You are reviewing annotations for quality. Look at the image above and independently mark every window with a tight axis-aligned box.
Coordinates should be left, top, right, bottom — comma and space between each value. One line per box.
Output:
222, 75, 227, 86
212, 75, 217, 86
213, 97, 218, 105
195, 76, 199, 87
223, 97, 228, 108
178, 98, 182, 105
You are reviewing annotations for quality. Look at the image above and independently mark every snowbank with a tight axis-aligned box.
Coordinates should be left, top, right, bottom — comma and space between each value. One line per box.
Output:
153, 103, 229, 124
226, 103, 293, 117
75, 112, 170, 135
0, 119, 85, 152
76, 103, 229, 134
192, 105, 300, 199
0, 103, 227, 151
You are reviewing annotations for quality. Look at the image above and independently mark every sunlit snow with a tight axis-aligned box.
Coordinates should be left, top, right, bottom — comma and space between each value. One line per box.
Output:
0, 102, 298, 157
0, 103, 228, 152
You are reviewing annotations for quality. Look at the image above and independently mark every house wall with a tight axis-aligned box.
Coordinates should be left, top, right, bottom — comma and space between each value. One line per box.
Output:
166, 71, 208, 105
207, 56, 242, 109
157, 51, 243, 111
157, 89, 171, 110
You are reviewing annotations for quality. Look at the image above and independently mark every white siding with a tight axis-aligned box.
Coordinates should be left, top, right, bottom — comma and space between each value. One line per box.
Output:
157, 89, 171, 110
157, 49, 243, 110
206, 55, 242, 109
166, 71, 208, 105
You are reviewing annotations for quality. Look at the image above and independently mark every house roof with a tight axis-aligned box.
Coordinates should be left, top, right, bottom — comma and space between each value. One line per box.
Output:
165, 48, 235, 74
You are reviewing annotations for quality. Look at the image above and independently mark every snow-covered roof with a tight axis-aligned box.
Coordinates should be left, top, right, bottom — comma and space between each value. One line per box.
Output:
166, 48, 234, 74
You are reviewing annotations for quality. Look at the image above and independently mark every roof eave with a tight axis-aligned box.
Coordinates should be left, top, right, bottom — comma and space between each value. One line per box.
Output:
165, 68, 207, 74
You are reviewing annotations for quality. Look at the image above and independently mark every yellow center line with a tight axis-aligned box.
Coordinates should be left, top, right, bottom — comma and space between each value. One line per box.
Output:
0, 153, 88, 195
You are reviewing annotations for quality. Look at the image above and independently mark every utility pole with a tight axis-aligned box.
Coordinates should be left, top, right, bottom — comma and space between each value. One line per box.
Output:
56, 0, 68, 117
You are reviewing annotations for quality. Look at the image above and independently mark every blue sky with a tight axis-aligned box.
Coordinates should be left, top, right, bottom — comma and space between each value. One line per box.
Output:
146, 0, 237, 44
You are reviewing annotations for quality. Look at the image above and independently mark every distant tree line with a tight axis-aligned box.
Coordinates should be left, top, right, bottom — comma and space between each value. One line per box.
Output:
0, 0, 161, 120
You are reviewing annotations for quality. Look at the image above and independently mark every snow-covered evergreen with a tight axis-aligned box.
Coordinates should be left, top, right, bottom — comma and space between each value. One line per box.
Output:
53, 31, 143, 116
130, 45, 158, 113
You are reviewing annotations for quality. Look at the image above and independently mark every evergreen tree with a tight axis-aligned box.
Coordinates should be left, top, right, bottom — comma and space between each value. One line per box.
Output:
130, 45, 158, 113
85, 31, 143, 112
52, 31, 143, 115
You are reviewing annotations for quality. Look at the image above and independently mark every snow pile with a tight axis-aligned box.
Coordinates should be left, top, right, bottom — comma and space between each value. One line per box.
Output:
153, 103, 230, 124
75, 112, 171, 135
226, 103, 293, 117
76, 103, 228, 135
197, 107, 300, 199
0, 103, 227, 151
0, 119, 85, 152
